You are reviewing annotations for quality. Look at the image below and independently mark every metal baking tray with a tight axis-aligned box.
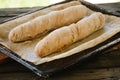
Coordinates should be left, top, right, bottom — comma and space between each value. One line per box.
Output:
0, 0, 120, 79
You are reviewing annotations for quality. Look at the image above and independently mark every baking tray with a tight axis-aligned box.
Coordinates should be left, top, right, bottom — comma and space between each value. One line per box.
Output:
0, 0, 120, 79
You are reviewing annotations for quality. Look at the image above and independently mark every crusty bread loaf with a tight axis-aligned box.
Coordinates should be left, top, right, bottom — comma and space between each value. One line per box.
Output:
9, 5, 88, 42
34, 12, 105, 57
0, 1, 80, 32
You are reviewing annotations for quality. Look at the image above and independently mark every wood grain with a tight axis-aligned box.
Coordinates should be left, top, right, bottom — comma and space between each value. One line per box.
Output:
0, 68, 120, 80
0, 7, 41, 17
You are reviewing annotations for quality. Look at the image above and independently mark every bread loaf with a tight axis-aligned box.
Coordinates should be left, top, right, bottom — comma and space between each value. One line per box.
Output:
34, 12, 105, 57
0, 1, 80, 31
9, 5, 88, 42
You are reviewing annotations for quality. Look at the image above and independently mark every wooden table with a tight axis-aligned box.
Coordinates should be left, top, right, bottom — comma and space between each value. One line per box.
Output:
0, 3, 120, 80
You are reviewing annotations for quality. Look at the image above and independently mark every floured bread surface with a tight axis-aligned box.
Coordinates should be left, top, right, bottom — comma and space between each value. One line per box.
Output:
34, 12, 105, 57
9, 5, 88, 42
0, 1, 80, 34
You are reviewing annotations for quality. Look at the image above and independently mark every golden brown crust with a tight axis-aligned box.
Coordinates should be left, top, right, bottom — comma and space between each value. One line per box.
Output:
9, 5, 88, 42
34, 12, 105, 57
0, 1, 80, 37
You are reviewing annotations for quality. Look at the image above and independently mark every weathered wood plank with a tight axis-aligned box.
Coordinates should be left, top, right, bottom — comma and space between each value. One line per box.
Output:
0, 7, 42, 17
0, 9, 29, 17
76, 49, 120, 69
0, 17, 12, 21
99, 2, 120, 12
49, 67, 120, 80
0, 72, 36, 80
0, 67, 120, 80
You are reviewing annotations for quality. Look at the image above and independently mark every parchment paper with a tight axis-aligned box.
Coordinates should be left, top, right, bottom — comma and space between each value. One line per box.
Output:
0, 3, 120, 65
